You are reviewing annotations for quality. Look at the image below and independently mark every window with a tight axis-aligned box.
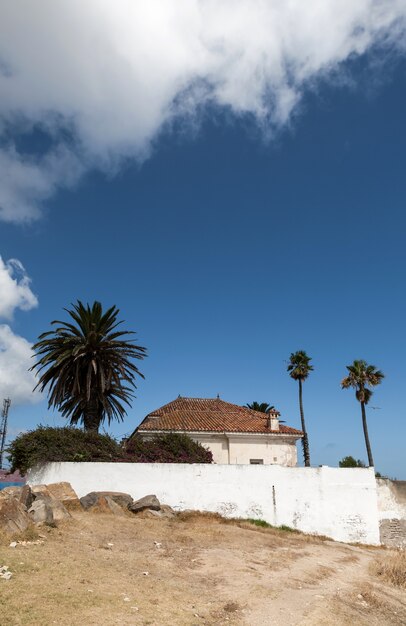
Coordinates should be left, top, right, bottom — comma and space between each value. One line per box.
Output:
250, 459, 264, 465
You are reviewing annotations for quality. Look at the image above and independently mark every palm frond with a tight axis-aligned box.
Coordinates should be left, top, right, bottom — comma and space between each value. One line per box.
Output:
31, 300, 147, 431
287, 350, 314, 381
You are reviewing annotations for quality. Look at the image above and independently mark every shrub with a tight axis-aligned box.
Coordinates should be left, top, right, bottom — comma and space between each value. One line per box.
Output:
7, 426, 125, 475
339, 456, 366, 468
7, 428, 213, 474
124, 433, 213, 463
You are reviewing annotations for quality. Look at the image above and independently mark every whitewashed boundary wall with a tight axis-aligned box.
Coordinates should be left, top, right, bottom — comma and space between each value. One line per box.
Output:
376, 479, 406, 548
27, 463, 380, 544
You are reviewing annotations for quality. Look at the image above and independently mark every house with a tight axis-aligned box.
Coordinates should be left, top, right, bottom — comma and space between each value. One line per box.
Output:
130, 396, 303, 466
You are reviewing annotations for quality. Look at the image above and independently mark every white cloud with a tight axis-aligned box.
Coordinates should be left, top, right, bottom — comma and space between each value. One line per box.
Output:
0, 146, 84, 223
0, 255, 39, 405
0, 0, 405, 221
0, 324, 40, 405
0, 255, 38, 319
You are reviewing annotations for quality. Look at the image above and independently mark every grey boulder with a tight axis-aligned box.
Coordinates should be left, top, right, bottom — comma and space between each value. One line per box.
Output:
80, 491, 133, 511
128, 494, 161, 513
28, 495, 71, 525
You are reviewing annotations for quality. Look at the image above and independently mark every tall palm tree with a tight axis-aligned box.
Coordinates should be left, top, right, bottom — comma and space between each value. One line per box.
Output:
245, 402, 275, 413
287, 350, 313, 467
341, 360, 384, 468
31, 301, 147, 432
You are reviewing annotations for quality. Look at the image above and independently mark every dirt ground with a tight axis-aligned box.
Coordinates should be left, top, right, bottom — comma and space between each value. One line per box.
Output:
1, 511, 405, 626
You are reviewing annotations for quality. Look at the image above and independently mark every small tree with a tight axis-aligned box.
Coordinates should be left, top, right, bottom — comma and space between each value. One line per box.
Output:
339, 456, 366, 468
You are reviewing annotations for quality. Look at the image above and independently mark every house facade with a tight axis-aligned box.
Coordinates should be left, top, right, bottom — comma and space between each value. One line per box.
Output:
131, 396, 303, 466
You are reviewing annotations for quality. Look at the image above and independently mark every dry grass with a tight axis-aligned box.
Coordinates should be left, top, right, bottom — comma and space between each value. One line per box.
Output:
0, 525, 42, 545
371, 550, 406, 589
1, 511, 405, 626
177, 510, 327, 542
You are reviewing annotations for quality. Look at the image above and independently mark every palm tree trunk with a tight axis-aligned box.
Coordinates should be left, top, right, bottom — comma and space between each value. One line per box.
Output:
361, 401, 374, 467
83, 397, 101, 433
298, 379, 311, 467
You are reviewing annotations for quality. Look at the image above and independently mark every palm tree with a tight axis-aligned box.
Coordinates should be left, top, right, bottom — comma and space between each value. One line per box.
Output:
31, 301, 147, 432
245, 402, 275, 413
341, 360, 384, 468
287, 350, 313, 467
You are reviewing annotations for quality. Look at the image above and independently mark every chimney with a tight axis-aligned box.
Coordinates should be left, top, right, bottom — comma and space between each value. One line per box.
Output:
267, 413, 279, 431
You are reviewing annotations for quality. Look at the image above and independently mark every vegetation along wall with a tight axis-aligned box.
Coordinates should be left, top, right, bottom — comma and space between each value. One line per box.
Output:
27, 463, 381, 545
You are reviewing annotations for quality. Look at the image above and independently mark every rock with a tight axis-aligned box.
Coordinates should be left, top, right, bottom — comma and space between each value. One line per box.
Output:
28, 498, 54, 525
103, 492, 133, 509
160, 504, 176, 518
28, 495, 71, 525
0, 497, 31, 534
0, 486, 22, 497
128, 494, 160, 514
137, 505, 175, 520
145, 509, 174, 519
0, 485, 33, 510
46, 482, 81, 511
31, 484, 52, 498
80, 491, 133, 511
80, 493, 126, 516
0, 565, 12, 580
19, 485, 34, 509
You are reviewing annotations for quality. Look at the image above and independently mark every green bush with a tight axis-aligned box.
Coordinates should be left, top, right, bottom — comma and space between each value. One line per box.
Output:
7, 427, 213, 474
7, 426, 125, 475
125, 432, 213, 464
339, 455, 366, 468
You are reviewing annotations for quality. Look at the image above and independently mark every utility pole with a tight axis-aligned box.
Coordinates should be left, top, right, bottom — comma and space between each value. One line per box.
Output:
0, 398, 11, 470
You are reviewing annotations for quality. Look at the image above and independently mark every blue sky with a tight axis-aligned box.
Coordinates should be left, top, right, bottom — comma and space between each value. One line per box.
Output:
0, 2, 405, 477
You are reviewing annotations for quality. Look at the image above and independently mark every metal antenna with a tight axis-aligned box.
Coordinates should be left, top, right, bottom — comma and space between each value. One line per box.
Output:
0, 398, 11, 470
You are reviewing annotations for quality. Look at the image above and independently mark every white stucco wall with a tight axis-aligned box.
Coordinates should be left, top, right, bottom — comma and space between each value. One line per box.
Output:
376, 479, 406, 547
27, 463, 380, 544
191, 433, 298, 465
376, 479, 406, 520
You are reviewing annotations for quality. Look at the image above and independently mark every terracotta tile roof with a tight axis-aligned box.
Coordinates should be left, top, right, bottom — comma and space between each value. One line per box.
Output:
135, 397, 303, 436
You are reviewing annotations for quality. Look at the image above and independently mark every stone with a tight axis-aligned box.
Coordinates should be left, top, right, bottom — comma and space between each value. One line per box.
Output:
0, 565, 12, 580
160, 504, 176, 518
28, 498, 54, 525
31, 484, 52, 498
0, 485, 33, 510
104, 492, 133, 509
0, 486, 22, 498
128, 494, 160, 514
379, 518, 406, 549
28, 495, 71, 525
130, 505, 175, 520
80, 491, 133, 511
144, 508, 175, 519
80, 493, 126, 516
0, 497, 31, 534
19, 485, 34, 510
46, 482, 82, 511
